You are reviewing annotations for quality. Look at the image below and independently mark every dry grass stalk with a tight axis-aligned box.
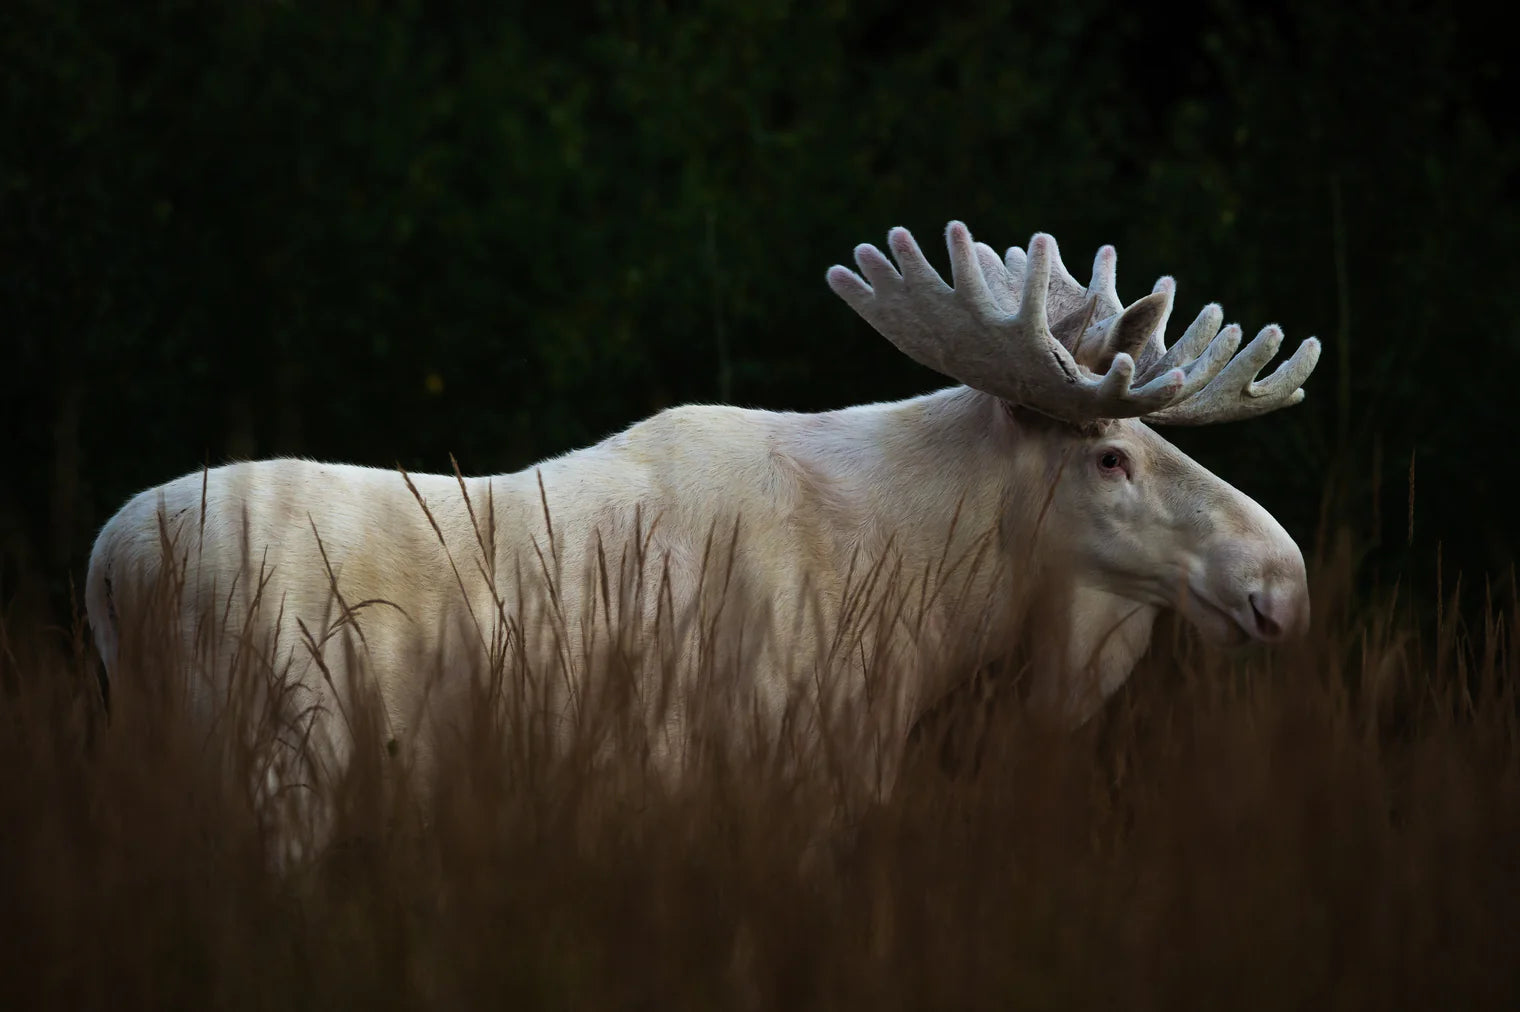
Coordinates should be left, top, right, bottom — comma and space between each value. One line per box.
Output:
3, 499, 1519, 1009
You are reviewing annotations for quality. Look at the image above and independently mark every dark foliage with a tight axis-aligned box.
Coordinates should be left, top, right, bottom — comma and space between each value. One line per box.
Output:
2, 0, 1515, 616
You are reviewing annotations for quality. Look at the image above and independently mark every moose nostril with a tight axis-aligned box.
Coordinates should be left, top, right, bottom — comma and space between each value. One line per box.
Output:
1249, 592, 1284, 640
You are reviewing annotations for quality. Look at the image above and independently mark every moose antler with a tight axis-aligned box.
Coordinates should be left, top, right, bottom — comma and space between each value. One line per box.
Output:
985, 231, 1323, 424
827, 221, 1321, 426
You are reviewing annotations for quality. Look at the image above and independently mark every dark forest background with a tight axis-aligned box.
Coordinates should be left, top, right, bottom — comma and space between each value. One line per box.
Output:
2, 0, 1515, 620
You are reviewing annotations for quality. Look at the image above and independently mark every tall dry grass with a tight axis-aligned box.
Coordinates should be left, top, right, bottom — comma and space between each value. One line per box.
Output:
3, 517, 1519, 1010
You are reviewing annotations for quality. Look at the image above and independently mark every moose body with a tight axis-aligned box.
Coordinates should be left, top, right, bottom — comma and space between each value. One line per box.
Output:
86, 222, 1320, 803
89, 392, 1043, 782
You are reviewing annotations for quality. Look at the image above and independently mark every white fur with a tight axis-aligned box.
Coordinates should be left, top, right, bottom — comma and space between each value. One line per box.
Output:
86, 385, 1308, 800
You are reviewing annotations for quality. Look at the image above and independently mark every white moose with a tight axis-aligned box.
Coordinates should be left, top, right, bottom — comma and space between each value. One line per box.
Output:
86, 221, 1320, 797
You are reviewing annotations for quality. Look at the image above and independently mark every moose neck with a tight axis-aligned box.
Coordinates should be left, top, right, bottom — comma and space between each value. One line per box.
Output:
787, 384, 1158, 722
1036, 584, 1158, 725
789, 385, 1016, 576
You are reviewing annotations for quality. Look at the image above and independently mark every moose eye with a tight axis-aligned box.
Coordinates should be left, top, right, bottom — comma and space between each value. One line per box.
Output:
1097, 449, 1127, 476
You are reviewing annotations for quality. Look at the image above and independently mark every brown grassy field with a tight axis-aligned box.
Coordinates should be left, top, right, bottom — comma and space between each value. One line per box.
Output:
3, 523, 1519, 1011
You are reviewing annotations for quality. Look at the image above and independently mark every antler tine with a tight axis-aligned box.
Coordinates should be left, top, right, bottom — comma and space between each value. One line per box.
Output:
1137, 300, 1226, 384
826, 221, 1187, 423
1143, 325, 1323, 425
1085, 245, 1124, 321
1132, 276, 1176, 376
974, 241, 1020, 315
994, 239, 1090, 337
989, 237, 1173, 369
